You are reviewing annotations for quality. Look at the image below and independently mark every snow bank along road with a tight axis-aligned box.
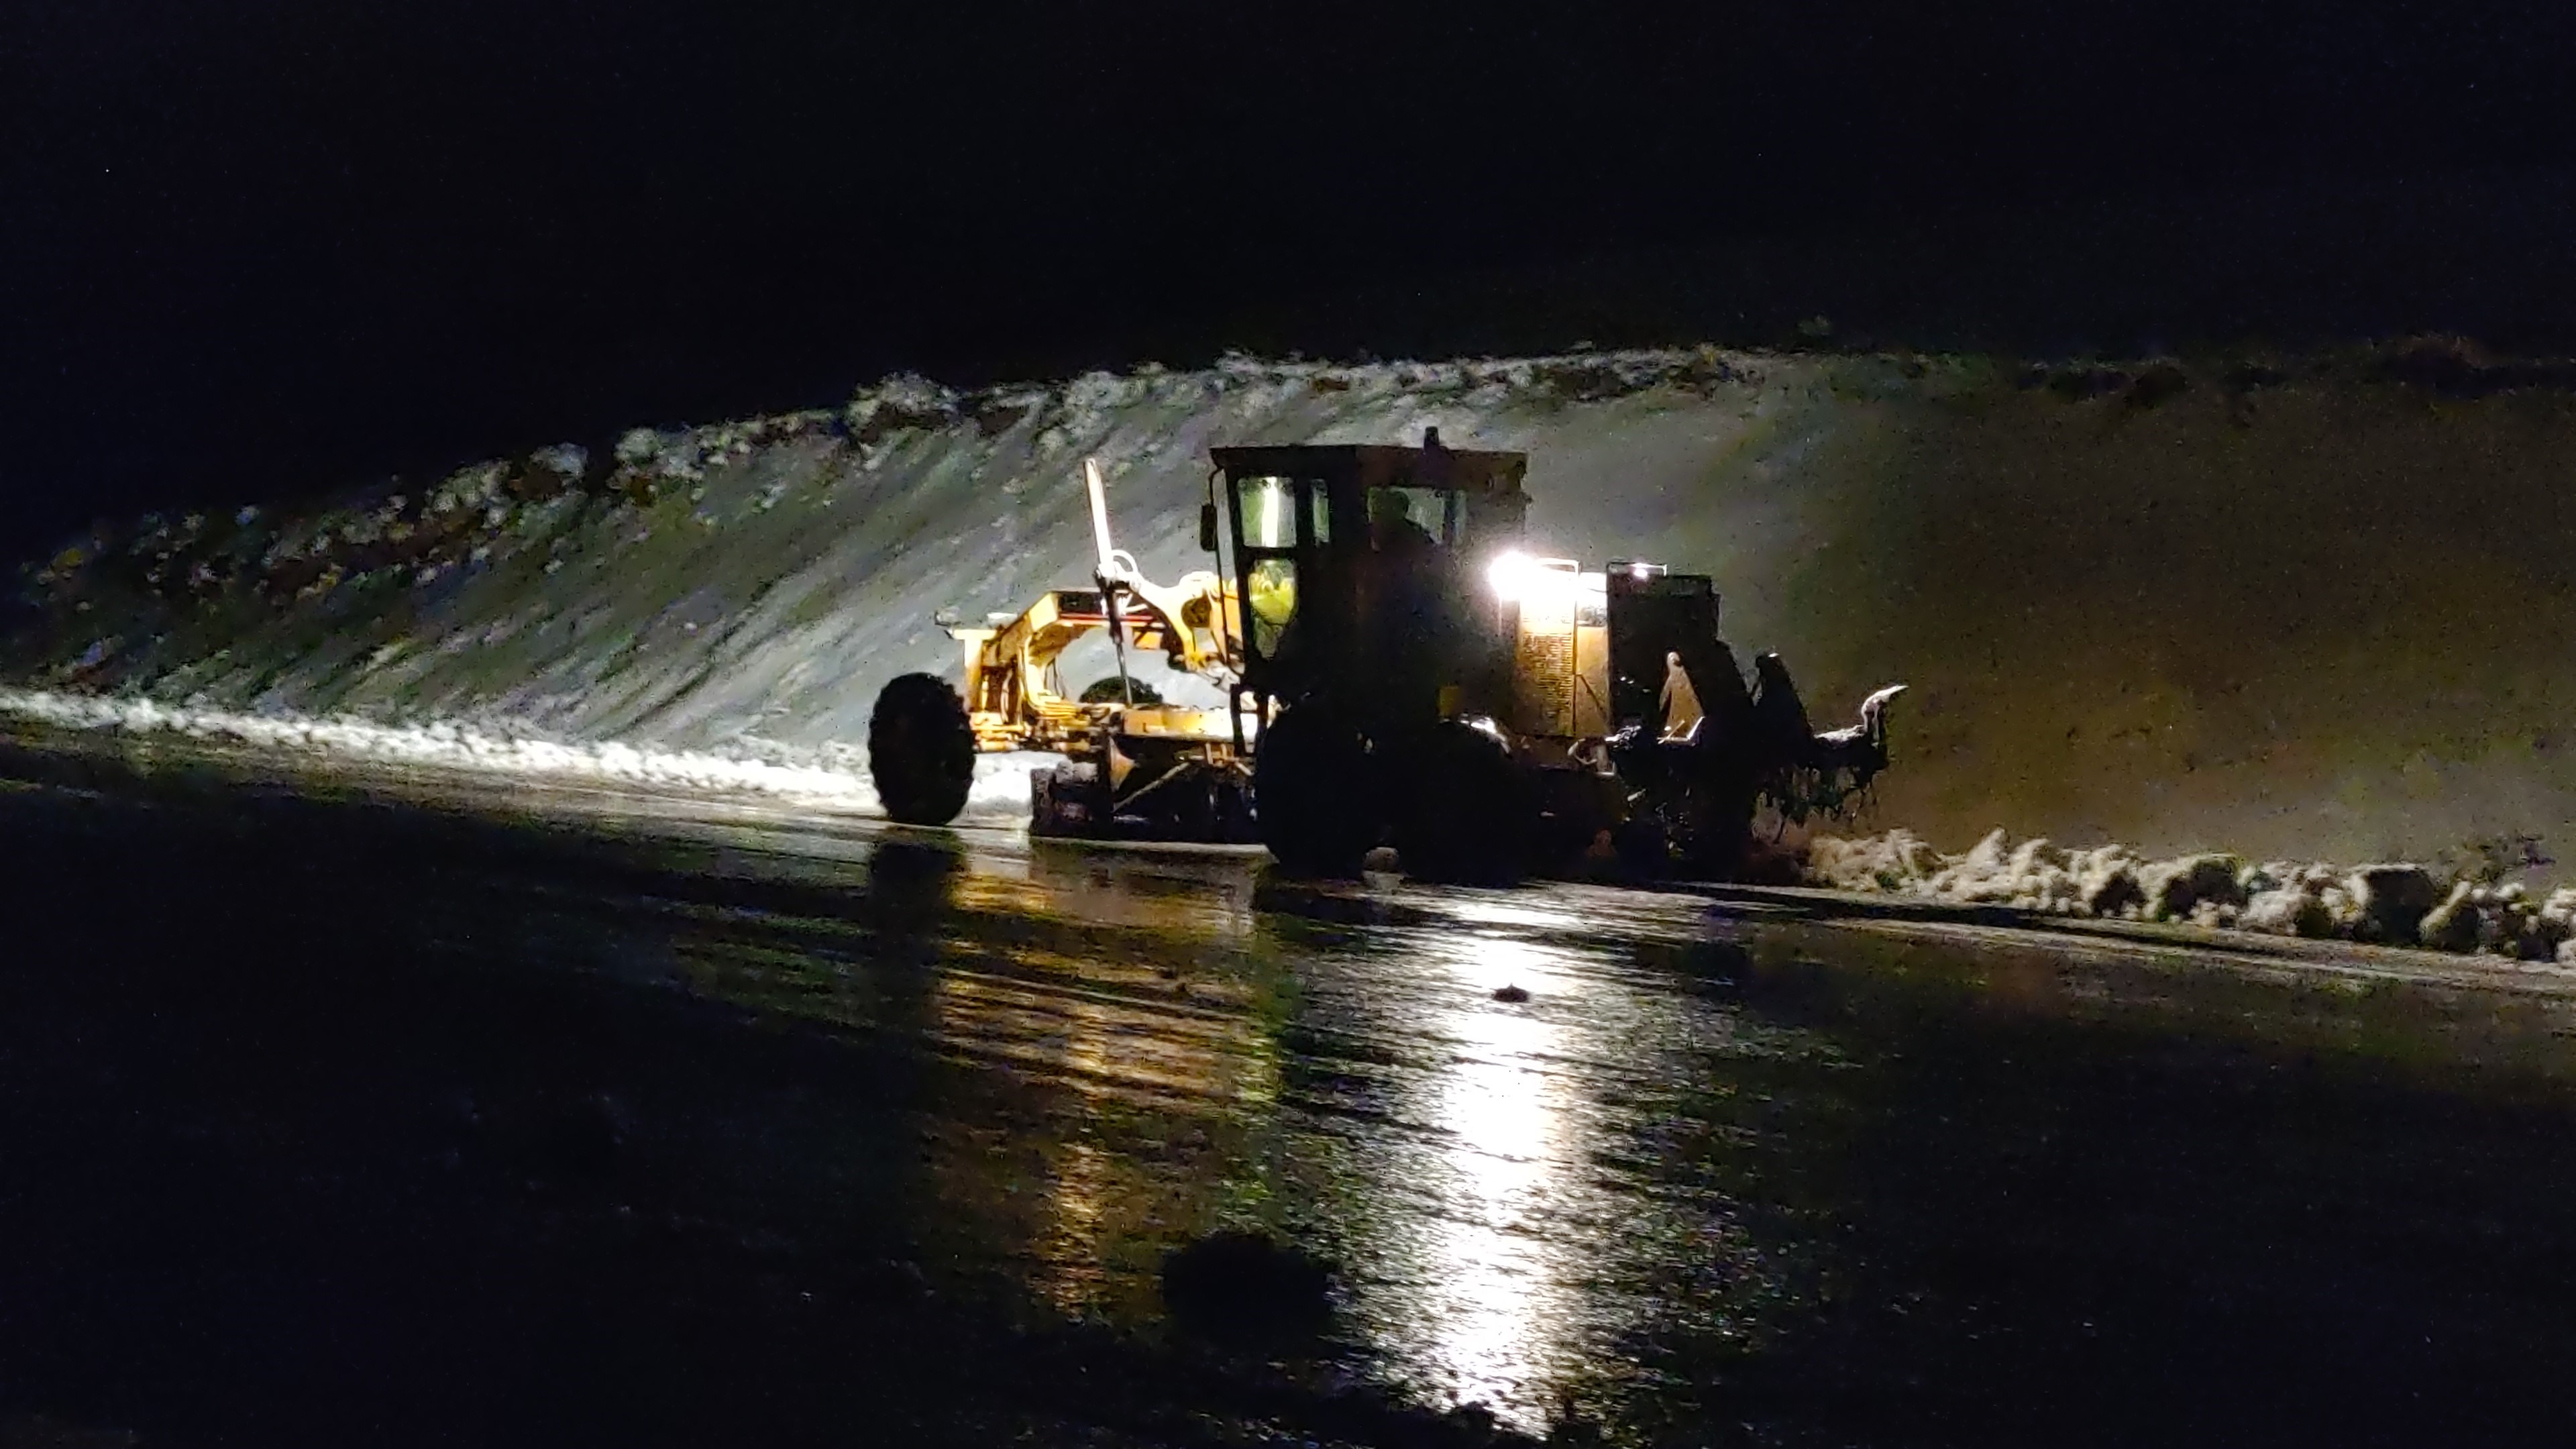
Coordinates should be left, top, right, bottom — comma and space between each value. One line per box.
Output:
20, 343, 2576, 866
10, 339, 2575, 931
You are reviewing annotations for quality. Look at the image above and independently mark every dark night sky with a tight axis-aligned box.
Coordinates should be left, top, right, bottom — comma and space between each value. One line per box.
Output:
5, 1, 2571, 553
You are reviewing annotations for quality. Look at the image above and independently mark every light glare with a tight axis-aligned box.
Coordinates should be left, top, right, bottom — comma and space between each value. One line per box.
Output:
1487, 551, 1584, 605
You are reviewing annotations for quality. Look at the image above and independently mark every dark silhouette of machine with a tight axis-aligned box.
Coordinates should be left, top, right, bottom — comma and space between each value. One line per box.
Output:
867, 433, 1904, 883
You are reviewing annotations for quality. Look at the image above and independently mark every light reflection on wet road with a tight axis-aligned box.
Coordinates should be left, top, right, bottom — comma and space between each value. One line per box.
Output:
492, 786, 2576, 1440
613, 820, 1760, 1426
10, 753, 2576, 1445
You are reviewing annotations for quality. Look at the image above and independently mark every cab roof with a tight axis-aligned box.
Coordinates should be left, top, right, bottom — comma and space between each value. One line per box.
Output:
1209, 442, 1529, 495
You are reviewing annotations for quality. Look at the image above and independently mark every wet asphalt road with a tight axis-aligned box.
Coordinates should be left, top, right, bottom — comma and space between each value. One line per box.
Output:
4, 743, 2576, 1447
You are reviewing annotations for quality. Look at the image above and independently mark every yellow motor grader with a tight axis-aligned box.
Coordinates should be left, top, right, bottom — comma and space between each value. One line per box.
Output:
867, 435, 1906, 883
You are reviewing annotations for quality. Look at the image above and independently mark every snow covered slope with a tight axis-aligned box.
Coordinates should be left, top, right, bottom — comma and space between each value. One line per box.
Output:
11, 343, 2575, 867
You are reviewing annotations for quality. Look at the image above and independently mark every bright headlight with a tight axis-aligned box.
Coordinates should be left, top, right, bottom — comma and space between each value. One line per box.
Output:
1489, 551, 1585, 606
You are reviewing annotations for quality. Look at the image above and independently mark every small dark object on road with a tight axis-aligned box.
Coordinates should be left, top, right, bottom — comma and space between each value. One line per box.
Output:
1493, 985, 1531, 1003
1160, 1229, 1335, 1342
539, 1091, 629, 1183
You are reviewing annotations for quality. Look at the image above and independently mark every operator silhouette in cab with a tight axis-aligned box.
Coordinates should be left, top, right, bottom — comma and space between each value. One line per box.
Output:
1364, 484, 1443, 725
1369, 489, 1436, 554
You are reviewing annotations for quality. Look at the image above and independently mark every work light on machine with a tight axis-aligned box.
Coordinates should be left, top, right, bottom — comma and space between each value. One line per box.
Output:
1485, 550, 1582, 604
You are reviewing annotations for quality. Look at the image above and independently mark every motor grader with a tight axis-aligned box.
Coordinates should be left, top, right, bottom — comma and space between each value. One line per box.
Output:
866, 434, 1905, 883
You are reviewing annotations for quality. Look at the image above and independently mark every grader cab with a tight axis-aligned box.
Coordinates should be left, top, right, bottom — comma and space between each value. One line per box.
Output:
865, 433, 1907, 883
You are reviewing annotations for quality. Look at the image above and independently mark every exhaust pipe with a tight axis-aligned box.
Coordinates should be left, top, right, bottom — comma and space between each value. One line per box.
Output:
1085, 456, 1136, 707
1086, 457, 1128, 584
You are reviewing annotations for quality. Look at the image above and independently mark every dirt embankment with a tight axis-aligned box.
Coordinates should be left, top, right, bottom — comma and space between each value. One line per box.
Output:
10, 340, 2572, 870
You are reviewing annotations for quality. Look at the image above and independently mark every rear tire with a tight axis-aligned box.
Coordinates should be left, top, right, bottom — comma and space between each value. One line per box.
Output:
1672, 775, 1757, 881
1252, 704, 1376, 877
1395, 718, 1536, 886
869, 673, 976, 826
1612, 814, 1671, 882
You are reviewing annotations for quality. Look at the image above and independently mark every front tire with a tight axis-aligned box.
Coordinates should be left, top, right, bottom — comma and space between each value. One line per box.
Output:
1394, 718, 1536, 885
869, 673, 975, 826
1252, 704, 1376, 877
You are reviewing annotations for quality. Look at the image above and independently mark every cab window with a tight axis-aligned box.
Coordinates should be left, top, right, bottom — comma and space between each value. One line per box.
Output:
1368, 486, 1460, 550
1231, 474, 1321, 662
1246, 557, 1298, 655
1234, 474, 1334, 550
1238, 476, 1297, 550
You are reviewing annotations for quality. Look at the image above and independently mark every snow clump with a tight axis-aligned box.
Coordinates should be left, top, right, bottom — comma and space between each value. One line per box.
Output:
1805, 828, 2575, 963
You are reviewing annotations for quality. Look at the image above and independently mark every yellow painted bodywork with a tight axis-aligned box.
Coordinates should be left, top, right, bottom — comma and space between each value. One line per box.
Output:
947, 571, 1247, 755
